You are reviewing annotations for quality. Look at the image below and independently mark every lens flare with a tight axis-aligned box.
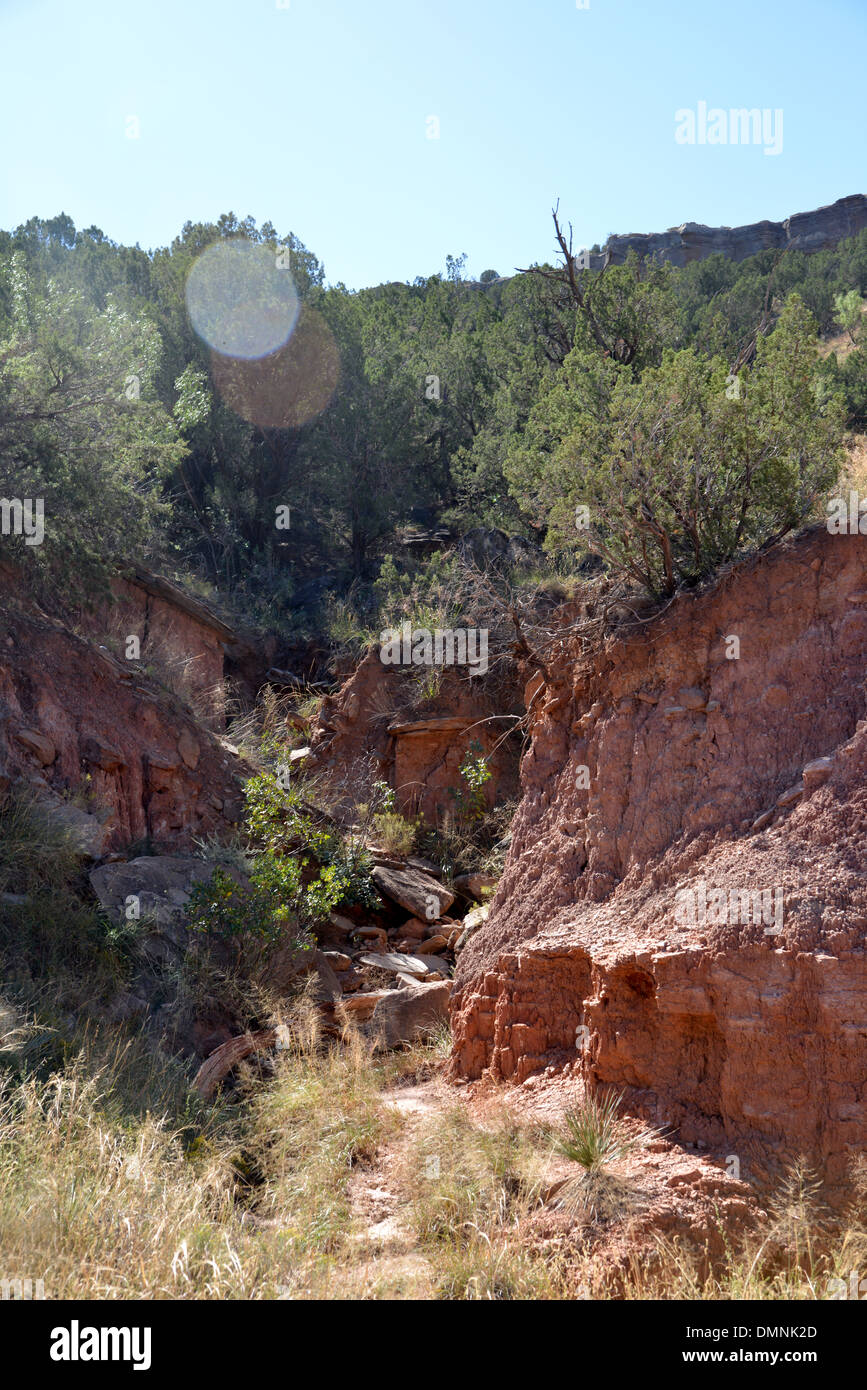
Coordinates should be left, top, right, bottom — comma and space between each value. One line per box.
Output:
185, 238, 300, 359
209, 306, 341, 429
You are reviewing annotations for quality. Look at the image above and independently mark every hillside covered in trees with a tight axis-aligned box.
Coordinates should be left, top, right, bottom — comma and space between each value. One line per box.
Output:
2, 206, 866, 634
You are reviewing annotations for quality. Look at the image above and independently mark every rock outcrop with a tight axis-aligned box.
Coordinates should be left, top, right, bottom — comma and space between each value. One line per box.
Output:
450, 524, 867, 1200
597, 193, 867, 269
0, 571, 247, 850
360, 976, 451, 1049
306, 648, 523, 821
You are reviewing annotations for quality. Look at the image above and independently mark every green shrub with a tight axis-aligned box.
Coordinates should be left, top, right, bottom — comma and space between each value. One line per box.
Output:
448, 742, 492, 825
507, 295, 846, 597
187, 773, 380, 950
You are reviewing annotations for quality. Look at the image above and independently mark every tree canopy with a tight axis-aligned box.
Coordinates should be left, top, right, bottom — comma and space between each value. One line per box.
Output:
0, 207, 863, 621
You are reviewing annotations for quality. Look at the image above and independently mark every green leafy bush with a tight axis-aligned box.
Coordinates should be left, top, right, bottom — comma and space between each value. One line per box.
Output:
187, 773, 380, 949
448, 742, 492, 825
185, 861, 307, 949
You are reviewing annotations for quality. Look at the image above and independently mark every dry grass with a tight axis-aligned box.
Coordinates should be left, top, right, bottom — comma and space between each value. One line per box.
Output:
398, 1104, 561, 1299
226, 683, 315, 770
0, 1000, 404, 1300
1, 985, 865, 1300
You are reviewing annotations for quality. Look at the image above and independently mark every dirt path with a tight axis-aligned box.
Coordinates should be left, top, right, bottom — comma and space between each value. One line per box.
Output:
344, 1077, 453, 1298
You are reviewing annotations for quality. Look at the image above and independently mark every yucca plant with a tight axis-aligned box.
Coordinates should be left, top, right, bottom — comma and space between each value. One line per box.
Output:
556, 1090, 633, 1171
553, 1090, 640, 1223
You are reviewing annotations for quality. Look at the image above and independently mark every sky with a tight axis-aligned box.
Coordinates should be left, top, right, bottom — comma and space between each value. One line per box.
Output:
0, 0, 864, 289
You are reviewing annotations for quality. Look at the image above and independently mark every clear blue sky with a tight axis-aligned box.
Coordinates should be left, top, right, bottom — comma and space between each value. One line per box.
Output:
1, 0, 864, 288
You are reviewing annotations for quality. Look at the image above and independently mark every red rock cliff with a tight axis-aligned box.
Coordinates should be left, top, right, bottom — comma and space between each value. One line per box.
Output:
451, 526, 867, 1197
0, 567, 247, 850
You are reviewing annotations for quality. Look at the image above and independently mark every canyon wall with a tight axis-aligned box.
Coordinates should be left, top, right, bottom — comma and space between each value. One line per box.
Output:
306, 648, 524, 822
450, 525, 867, 1196
0, 566, 247, 851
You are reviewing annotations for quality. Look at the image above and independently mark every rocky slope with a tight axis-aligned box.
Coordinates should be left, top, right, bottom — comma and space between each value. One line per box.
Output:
450, 524, 867, 1200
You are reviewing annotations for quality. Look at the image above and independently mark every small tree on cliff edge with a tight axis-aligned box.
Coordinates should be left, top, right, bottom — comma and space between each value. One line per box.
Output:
506, 294, 846, 597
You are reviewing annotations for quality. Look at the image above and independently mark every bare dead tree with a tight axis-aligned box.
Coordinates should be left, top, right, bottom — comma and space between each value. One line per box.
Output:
517, 203, 648, 366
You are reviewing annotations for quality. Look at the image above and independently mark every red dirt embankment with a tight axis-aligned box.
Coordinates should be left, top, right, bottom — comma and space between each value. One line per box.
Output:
450, 526, 867, 1196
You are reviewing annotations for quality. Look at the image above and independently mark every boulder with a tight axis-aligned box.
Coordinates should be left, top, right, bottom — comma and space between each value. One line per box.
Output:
89, 855, 223, 959
776, 781, 804, 808
371, 863, 454, 920
81, 736, 127, 772
352, 925, 388, 951
90, 855, 216, 925
37, 792, 114, 859
322, 950, 352, 972
306, 950, 343, 1003
453, 872, 498, 902
14, 727, 56, 765
362, 977, 450, 1049
415, 934, 449, 954
339, 991, 391, 1020
396, 916, 428, 940
328, 913, 357, 935
803, 756, 834, 790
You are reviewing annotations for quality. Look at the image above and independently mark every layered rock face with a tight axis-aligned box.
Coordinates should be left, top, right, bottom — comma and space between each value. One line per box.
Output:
87, 568, 273, 723
601, 193, 867, 269
0, 573, 246, 850
451, 526, 867, 1196
99, 572, 231, 728
307, 648, 523, 822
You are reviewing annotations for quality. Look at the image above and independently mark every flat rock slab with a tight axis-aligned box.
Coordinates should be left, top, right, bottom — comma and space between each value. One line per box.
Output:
359, 952, 430, 977
371, 863, 454, 920
416, 955, 451, 977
